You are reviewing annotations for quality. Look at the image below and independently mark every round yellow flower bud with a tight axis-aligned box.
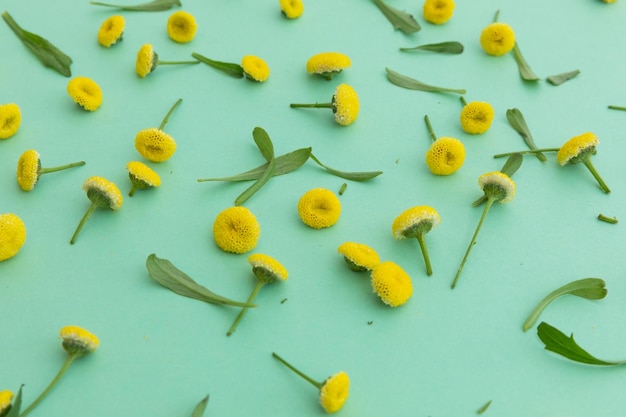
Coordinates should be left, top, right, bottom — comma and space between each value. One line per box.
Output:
425, 137, 466, 175
279, 0, 304, 18
460, 101, 494, 134
97, 15, 125, 47
213, 206, 261, 254
332, 84, 359, 126
126, 161, 161, 196
0, 103, 21, 139
0, 390, 13, 415
136, 44, 156, 77
241, 55, 270, 82
59, 325, 99, 357
297, 188, 341, 229
392, 206, 440, 240
67, 76, 103, 111
248, 253, 288, 283
480, 22, 516, 56
83, 176, 123, 210
319, 371, 350, 413
557, 132, 599, 166
16, 149, 40, 191
134, 128, 177, 162
478, 171, 516, 203
0, 213, 26, 262
167, 11, 197, 43
337, 242, 380, 271
306, 52, 351, 80
370, 261, 413, 307
423, 0, 455, 24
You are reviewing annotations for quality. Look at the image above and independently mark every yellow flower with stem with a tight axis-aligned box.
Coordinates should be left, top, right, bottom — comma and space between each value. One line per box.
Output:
192, 52, 270, 82
480, 22, 515, 56
212, 206, 260, 254
70, 176, 123, 244
370, 261, 413, 306
337, 242, 380, 272
134, 98, 181, 162
424, 114, 465, 175
67, 76, 103, 111
290, 83, 359, 126
459, 97, 494, 134
17, 149, 85, 191
0, 213, 26, 262
135, 44, 199, 78
297, 188, 341, 229
392, 206, 440, 276
126, 161, 161, 196
18, 325, 98, 417
306, 52, 351, 80
0, 103, 22, 139
279, 0, 304, 18
167, 10, 197, 43
97, 15, 124, 47
226, 254, 288, 336
0, 390, 12, 417
451, 171, 516, 289
272, 352, 350, 413
423, 0, 455, 24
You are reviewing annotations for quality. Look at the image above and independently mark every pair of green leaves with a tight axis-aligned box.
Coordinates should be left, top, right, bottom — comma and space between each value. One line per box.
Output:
89, 0, 181, 11
386, 68, 466, 95
372, 0, 420, 34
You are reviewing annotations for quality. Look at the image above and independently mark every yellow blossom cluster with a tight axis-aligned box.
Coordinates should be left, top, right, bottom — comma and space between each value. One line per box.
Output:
0, 213, 26, 262
297, 188, 342, 229
480, 22, 516, 56
460, 101, 495, 134
0, 103, 21, 139
59, 325, 100, 356
423, 0, 455, 24
425, 137, 466, 175
279, 0, 304, 18
319, 371, 350, 413
97, 15, 125, 47
67, 76, 103, 111
213, 206, 261, 254
370, 261, 413, 307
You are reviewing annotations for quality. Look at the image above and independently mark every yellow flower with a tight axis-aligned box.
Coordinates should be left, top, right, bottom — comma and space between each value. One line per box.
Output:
67, 76, 103, 111
297, 188, 341, 229
557, 132, 599, 166
423, 0, 455, 24
0, 103, 21, 139
70, 176, 123, 244
0, 213, 26, 262
213, 206, 261, 254
136, 44, 157, 77
480, 22, 516, 56
370, 261, 413, 307
319, 371, 350, 413
290, 83, 359, 126
241, 55, 270, 82
425, 137, 466, 175
460, 101, 494, 134
0, 390, 12, 416
478, 171, 516, 203
279, 0, 304, 18
392, 206, 440, 275
306, 52, 351, 80
59, 325, 99, 357
17, 149, 85, 192
126, 161, 161, 196
167, 10, 197, 43
337, 242, 380, 272
97, 15, 125, 47
134, 128, 177, 162
601, 0, 616, 3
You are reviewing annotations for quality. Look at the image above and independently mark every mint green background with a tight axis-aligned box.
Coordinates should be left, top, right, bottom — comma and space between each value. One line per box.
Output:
1, 0, 626, 416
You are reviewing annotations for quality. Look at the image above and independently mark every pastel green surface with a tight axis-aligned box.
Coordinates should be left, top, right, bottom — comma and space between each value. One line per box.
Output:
1, 0, 626, 416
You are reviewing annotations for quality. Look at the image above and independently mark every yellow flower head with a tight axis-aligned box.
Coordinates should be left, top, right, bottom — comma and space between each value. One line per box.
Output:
306, 52, 351, 80
480, 22, 516, 56
126, 161, 161, 196
557, 132, 599, 166
297, 188, 341, 229
337, 242, 380, 272
67, 76, 103, 111
135, 128, 177, 162
213, 206, 261, 254
279, 0, 304, 18
0, 213, 26, 262
319, 371, 350, 413
59, 325, 99, 357
332, 84, 359, 126
16, 149, 41, 191
0, 390, 12, 415
83, 176, 123, 210
167, 11, 197, 43
0, 103, 21, 139
425, 137, 466, 175
248, 253, 288, 284
136, 44, 157, 77
370, 261, 413, 307
423, 0, 455, 24
460, 101, 494, 134
97, 15, 125, 47
392, 206, 440, 240
241, 55, 270, 82
478, 171, 516, 203
602, 0, 616, 3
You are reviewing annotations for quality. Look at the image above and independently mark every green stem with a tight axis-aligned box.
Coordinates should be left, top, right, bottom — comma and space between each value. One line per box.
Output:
226, 280, 264, 336
70, 201, 97, 244
608, 105, 626, 111
39, 161, 85, 175
493, 148, 560, 158
459, 96, 467, 106
598, 214, 618, 224
493, 9, 500, 22
272, 352, 322, 389
451, 197, 495, 289
19, 354, 77, 417
416, 233, 432, 276
424, 114, 437, 142
157, 60, 199, 65
583, 158, 610, 194
128, 184, 138, 197
158, 98, 182, 130
289, 102, 332, 109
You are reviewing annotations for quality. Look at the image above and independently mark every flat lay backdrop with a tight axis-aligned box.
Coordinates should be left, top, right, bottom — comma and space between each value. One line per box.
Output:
2, 0, 626, 416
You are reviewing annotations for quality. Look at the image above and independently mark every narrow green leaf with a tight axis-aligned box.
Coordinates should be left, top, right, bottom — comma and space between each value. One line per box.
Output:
5, 385, 23, 417
476, 399, 492, 415
89, 0, 181, 11
400, 41, 464, 54
471, 153, 523, 207
145, 254, 255, 308
2, 11, 72, 77
523, 278, 607, 332
608, 105, 626, 111
386, 68, 466, 94
192, 52, 244, 78
309, 154, 382, 182
191, 395, 209, 417
197, 147, 311, 182
537, 322, 624, 366
372, 0, 421, 34
511, 42, 540, 81
505, 108, 546, 161
252, 127, 274, 162
547, 69, 580, 86
235, 146, 275, 205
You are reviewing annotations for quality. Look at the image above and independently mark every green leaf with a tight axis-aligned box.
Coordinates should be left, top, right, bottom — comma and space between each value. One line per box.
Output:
89, 0, 181, 11
537, 322, 625, 366
309, 153, 383, 181
372, 0, 421, 34
547, 69, 580, 86
5, 385, 22, 417
472, 153, 523, 207
2, 11, 72, 77
197, 147, 311, 182
505, 108, 546, 161
523, 278, 607, 332
400, 41, 464, 54
476, 399, 492, 415
252, 127, 274, 162
191, 395, 209, 417
192, 52, 244, 78
511, 42, 540, 82
145, 254, 255, 308
234, 128, 276, 205
385, 68, 466, 95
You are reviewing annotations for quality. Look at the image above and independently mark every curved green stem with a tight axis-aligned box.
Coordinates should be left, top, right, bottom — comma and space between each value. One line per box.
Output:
416, 234, 432, 276
70, 201, 97, 244
272, 352, 322, 389
493, 148, 560, 159
423, 114, 437, 142
226, 280, 264, 336
459, 96, 468, 106
128, 184, 138, 197
583, 158, 610, 194
289, 102, 332, 109
158, 98, 183, 130
157, 60, 200, 65
608, 105, 626, 111
39, 161, 85, 175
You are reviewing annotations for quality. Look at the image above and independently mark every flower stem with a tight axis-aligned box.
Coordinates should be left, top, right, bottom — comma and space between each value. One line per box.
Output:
451, 197, 495, 289
128, 184, 138, 197
608, 105, 626, 111
598, 214, 618, 224
416, 234, 432, 276
226, 280, 264, 336
424, 114, 437, 142
289, 102, 332, 109
19, 354, 77, 417
459, 96, 468, 106
493, 148, 560, 158
40, 161, 86, 175
157, 60, 200, 65
70, 201, 97, 244
272, 352, 322, 389
583, 158, 610, 194
158, 98, 182, 130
